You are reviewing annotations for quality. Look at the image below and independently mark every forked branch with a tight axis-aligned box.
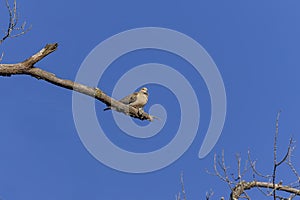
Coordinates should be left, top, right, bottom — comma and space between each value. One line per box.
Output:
0, 0, 31, 45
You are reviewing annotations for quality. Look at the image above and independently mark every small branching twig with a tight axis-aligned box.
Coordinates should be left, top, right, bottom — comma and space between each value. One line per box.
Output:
235, 153, 249, 182
272, 112, 293, 200
205, 190, 214, 200
0, 0, 31, 45
248, 150, 272, 179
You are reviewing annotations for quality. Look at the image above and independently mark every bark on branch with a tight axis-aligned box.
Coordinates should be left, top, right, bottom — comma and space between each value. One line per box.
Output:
230, 181, 300, 200
0, 43, 155, 121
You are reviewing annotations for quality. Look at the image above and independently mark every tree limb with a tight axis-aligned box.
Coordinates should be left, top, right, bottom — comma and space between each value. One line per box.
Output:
0, 43, 155, 121
230, 181, 300, 200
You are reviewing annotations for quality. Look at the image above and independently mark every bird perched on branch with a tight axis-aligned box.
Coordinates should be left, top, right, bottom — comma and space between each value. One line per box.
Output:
104, 87, 149, 114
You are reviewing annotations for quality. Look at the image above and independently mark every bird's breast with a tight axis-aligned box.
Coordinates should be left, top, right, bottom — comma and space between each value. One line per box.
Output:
130, 93, 148, 107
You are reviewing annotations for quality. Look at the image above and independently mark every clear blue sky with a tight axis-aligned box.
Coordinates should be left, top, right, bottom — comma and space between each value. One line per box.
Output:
1, 1, 300, 199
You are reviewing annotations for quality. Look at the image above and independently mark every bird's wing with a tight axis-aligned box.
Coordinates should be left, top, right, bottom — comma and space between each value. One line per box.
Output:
119, 92, 138, 105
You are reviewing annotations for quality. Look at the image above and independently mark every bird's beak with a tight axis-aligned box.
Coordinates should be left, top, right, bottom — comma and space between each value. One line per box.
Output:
141, 88, 148, 94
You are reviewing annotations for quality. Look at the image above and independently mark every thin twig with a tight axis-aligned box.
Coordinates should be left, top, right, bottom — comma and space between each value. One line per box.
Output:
273, 111, 281, 200
205, 190, 214, 200
248, 150, 272, 179
0, 52, 4, 62
180, 172, 187, 200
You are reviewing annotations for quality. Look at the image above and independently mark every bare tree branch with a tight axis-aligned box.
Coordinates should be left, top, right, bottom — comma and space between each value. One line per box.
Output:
272, 111, 281, 200
285, 140, 300, 190
230, 181, 300, 200
272, 111, 293, 200
0, 0, 31, 45
0, 43, 156, 121
248, 150, 272, 179
209, 113, 300, 200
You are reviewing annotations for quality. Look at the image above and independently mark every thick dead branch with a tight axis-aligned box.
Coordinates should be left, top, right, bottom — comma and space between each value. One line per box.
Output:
230, 181, 300, 200
0, 43, 155, 121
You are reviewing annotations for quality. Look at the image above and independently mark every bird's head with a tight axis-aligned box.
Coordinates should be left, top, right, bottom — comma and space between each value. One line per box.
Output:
140, 87, 148, 95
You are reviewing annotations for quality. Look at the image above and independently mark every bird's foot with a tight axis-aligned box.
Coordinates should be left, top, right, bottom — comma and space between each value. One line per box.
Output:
138, 108, 144, 116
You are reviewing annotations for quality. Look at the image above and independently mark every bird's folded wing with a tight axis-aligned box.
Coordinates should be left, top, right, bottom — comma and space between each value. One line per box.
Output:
119, 92, 138, 104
